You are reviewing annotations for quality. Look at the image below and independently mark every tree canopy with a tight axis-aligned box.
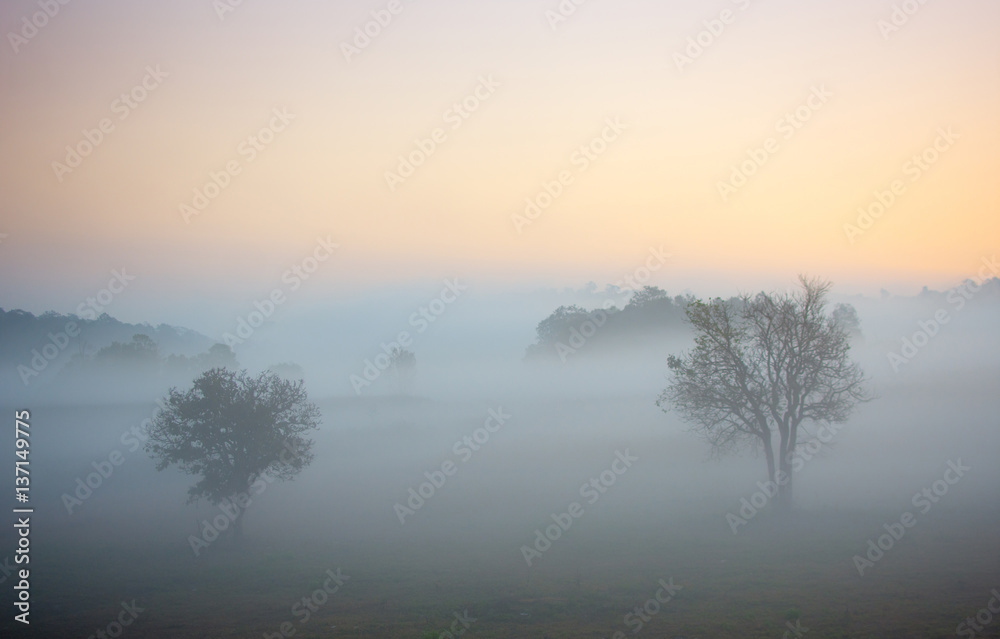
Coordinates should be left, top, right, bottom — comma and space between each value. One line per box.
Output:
658, 277, 870, 507
525, 286, 695, 360
389, 347, 417, 394
145, 368, 320, 508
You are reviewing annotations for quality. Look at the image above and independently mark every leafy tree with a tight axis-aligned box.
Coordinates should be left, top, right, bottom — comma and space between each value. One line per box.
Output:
831, 303, 863, 339
619, 286, 686, 334
535, 305, 592, 344
145, 368, 320, 539
624, 285, 669, 310
658, 277, 870, 508
525, 289, 696, 359
164, 343, 239, 377
200, 343, 238, 370
525, 305, 595, 359
389, 347, 416, 394
268, 362, 305, 381
95, 333, 159, 365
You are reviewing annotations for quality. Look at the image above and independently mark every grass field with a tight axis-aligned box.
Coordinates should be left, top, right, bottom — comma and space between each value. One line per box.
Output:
14, 505, 1000, 638
2, 381, 998, 638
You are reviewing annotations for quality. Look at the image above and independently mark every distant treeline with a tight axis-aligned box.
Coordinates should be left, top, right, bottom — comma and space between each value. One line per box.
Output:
0, 308, 213, 362
525, 286, 699, 360
61, 334, 239, 378
525, 285, 865, 361
0, 308, 216, 389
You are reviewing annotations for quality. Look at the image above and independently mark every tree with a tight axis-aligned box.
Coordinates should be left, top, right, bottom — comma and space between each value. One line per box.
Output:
145, 368, 321, 539
389, 347, 416, 394
831, 303, 862, 340
624, 285, 668, 310
658, 277, 870, 509
535, 305, 592, 344
267, 362, 305, 381
200, 343, 238, 370
95, 333, 159, 366
524, 305, 594, 360
164, 343, 239, 377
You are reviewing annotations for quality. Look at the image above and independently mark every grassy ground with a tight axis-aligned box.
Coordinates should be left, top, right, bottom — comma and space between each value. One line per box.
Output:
3, 384, 998, 638
11, 505, 1000, 638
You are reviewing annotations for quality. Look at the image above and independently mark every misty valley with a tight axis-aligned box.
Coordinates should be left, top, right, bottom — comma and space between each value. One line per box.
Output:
1, 278, 998, 638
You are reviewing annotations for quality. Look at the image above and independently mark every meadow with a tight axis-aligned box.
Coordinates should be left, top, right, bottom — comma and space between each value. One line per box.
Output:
2, 369, 998, 638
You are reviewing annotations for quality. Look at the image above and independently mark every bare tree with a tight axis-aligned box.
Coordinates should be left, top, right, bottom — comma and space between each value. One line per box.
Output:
658, 277, 871, 508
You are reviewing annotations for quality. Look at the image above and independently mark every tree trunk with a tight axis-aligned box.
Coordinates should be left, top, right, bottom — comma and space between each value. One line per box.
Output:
761, 432, 776, 488
778, 419, 801, 510
776, 426, 793, 510
230, 513, 245, 547
777, 453, 793, 510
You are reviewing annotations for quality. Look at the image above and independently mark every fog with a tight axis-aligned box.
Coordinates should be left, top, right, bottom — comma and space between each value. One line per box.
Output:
1, 278, 998, 637
3, 0, 998, 633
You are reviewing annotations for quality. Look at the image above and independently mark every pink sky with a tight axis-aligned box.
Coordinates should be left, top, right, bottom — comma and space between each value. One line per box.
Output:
1, 0, 998, 327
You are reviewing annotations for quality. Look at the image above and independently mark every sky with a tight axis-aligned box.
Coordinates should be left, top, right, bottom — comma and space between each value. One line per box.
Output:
0, 0, 998, 331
